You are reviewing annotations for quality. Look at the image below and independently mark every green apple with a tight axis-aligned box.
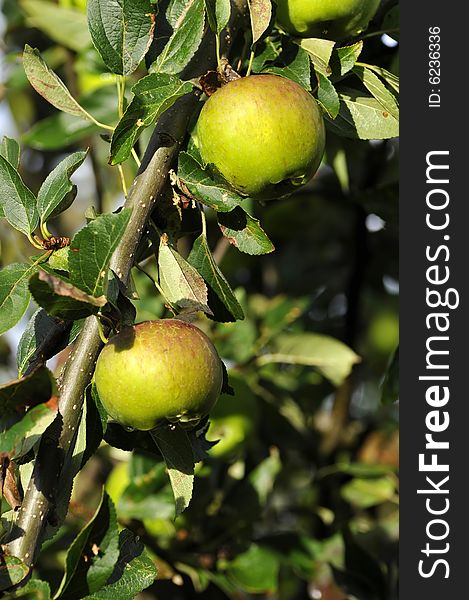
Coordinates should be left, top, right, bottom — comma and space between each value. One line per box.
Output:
196, 74, 325, 199
94, 319, 223, 431
207, 372, 258, 459
276, 0, 380, 39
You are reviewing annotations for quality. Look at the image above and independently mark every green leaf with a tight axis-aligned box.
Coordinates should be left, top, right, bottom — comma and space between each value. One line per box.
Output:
0, 155, 38, 237
326, 89, 399, 140
188, 234, 244, 322
0, 402, 57, 460
20, 0, 91, 52
333, 41, 363, 77
0, 365, 54, 430
247, 0, 272, 45
298, 38, 335, 77
29, 273, 100, 321
361, 64, 399, 93
79, 384, 109, 469
262, 44, 311, 90
227, 544, 280, 594
0, 555, 29, 592
16, 308, 64, 376
0, 263, 36, 335
55, 491, 119, 599
151, 0, 205, 75
81, 529, 157, 599
249, 447, 281, 504
205, 0, 231, 34
36, 268, 108, 307
217, 0, 231, 34
250, 39, 281, 72
48, 247, 70, 272
218, 207, 275, 255
23, 45, 95, 121
341, 476, 397, 508
8, 578, 51, 599
0, 135, 20, 219
118, 463, 175, 521
150, 423, 195, 516
260, 296, 309, 343
23, 87, 117, 151
158, 236, 211, 314
353, 66, 399, 120
0, 136, 20, 169
381, 347, 399, 405
177, 152, 244, 212
69, 209, 131, 297
257, 332, 361, 387
167, 0, 193, 27
87, 0, 155, 76
330, 462, 395, 478
110, 74, 193, 165
316, 72, 340, 119
38, 150, 88, 224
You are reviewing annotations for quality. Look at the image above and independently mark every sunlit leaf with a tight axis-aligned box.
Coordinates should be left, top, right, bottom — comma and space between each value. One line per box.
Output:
218, 207, 275, 255
205, 0, 231, 34
0, 155, 38, 237
80, 530, 157, 599
188, 233, 244, 322
69, 209, 131, 297
247, 0, 272, 45
177, 152, 244, 213
353, 66, 399, 120
258, 332, 360, 387
333, 41, 363, 77
0, 263, 36, 334
21, 0, 90, 51
299, 38, 335, 77
326, 89, 399, 140
0, 136, 20, 169
110, 74, 193, 165
37, 150, 88, 224
23, 45, 95, 121
151, 0, 205, 75
158, 235, 211, 314
87, 0, 155, 75
55, 490, 119, 598
150, 424, 195, 516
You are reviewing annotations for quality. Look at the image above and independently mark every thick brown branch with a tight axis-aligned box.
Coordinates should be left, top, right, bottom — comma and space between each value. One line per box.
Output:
4, 95, 198, 566
5, 1, 248, 569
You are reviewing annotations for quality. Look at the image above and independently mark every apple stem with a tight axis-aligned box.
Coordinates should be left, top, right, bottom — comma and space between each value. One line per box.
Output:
216, 34, 222, 68
116, 75, 125, 119
117, 164, 128, 197
246, 49, 255, 77
95, 315, 110, 344
200, 206, 208, 237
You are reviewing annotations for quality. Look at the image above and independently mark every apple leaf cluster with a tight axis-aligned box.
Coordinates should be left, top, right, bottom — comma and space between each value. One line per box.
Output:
0, 0, 399, 597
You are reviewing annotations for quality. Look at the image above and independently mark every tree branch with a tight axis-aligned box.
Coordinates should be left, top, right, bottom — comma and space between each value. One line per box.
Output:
4, 94, 199, 566
5, 0, 248, 568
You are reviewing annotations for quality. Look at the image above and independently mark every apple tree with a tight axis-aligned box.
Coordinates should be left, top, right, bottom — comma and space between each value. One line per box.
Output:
0, 0, 399, 598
